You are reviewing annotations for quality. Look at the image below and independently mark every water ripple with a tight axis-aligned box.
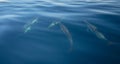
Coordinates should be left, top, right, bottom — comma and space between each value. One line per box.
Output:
0, 0, 120, 64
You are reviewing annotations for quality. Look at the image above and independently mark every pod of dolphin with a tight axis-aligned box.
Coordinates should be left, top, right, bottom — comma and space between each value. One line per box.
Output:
24, 18, 119, 51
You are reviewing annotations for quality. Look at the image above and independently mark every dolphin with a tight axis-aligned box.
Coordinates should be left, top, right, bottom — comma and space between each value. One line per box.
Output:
48, 21, 73, 51
59, 23, 73, 51
84, 20, 112, 45
24, 17, 38, 33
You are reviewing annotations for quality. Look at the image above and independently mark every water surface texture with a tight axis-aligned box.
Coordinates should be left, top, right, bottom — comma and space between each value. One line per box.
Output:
0, 0, 120, 64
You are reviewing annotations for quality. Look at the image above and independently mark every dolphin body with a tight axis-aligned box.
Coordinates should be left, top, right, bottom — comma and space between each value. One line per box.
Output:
84, 20, 112, 45
48, 21, 73, 51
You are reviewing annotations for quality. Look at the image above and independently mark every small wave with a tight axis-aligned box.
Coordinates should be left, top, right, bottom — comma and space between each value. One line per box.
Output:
84, 0, 116, 3
37, 0, 82, 7
0, 14, 20, 19
89, 9, 118, 15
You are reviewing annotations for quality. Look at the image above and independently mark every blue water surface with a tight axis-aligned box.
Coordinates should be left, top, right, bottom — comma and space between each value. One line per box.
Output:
0, 0, 120, 64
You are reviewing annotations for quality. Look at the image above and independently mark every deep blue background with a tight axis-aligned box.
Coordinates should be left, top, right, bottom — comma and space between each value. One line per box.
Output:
0, 0, 120, 64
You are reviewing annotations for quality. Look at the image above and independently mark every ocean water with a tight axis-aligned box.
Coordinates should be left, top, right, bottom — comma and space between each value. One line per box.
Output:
0, 0, 120, 64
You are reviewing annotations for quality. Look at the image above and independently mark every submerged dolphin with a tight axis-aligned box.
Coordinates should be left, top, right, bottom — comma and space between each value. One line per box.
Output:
48, 21, 73, 51
84, 20, 112, 45
24, 17, 38, 33
59, 23, 73, 51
